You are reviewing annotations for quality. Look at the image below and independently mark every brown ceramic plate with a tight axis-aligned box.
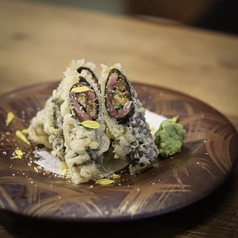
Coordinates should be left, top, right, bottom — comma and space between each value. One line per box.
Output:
0, 81, 237, 222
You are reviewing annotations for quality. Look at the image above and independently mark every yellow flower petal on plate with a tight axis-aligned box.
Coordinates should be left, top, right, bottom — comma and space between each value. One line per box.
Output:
12, 156, 21, 159
112, 173, 121, 180
15, 149, 23, 157
95, 179, 115, 185
16, 130, 30, 145
171, 115, 179, 123
11, 149, 23, 159
80, 120, 100, 129
34, 167, 39, 173
6, 112, 15, 126
21, 128, 29, 134
62, 168, 67, 177
60, 161, 68, 177
71, 86, 91, 93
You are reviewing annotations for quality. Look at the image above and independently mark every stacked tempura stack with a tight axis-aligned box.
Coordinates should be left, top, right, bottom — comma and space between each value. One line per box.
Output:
28, 59, 159, 184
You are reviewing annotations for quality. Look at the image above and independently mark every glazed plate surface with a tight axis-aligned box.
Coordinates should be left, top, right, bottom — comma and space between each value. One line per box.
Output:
0, 82, 237, 222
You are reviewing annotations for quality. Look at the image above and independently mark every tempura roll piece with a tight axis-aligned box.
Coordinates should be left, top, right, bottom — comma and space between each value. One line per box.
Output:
29, 59, 110, 184
100, 63, 159, 174
61, 61, 110, 184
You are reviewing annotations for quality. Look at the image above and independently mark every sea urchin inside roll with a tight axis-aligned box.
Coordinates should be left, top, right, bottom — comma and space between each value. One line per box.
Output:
101, 64, 159, 174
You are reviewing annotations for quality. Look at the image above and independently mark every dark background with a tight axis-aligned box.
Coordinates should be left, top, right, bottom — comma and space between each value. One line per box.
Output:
32, 0, 238, 35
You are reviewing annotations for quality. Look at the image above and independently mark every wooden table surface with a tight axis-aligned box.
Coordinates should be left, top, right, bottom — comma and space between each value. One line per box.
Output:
0, 1, 238, 237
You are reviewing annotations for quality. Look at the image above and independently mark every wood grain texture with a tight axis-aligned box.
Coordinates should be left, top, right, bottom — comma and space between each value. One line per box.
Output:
0, 0, 238, 237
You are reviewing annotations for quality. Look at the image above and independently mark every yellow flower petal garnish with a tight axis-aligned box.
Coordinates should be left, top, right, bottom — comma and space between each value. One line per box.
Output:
62, 168, 67, 177
171, 115, 179, 123
21, 129, 29, 134
34, 167, 39, 173
112, 173, 121, 180
71, 86, 91, 93
12, 149, 23, 159
16, 130, 30, 145
95, 179, 115, 185
80, 120, 100, 129
59, 161, 68, 177
6, 112, 15, 126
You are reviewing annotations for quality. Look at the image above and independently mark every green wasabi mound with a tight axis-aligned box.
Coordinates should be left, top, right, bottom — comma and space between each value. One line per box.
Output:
154, 118, 186, 158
